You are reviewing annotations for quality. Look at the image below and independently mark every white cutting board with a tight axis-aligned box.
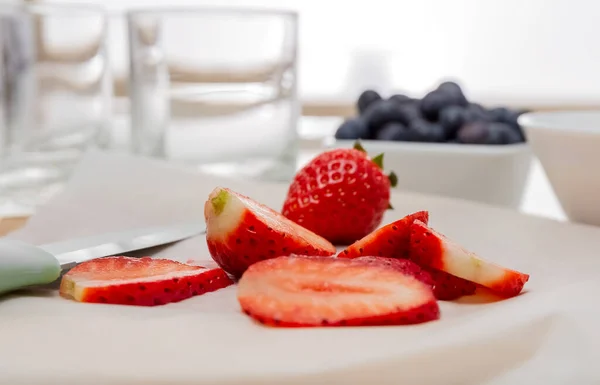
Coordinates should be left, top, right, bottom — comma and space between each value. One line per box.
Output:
1, 150, 599, 385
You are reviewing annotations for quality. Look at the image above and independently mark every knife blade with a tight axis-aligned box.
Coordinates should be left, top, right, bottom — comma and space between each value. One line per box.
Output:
0, 221, 206, 296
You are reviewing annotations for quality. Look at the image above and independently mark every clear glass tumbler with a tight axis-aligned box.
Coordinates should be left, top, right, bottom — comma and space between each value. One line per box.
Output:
0, 4, 110, 214
128, 7, 298, 182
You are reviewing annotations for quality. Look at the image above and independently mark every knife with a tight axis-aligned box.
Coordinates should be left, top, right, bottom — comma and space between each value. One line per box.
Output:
0, 221, 206, 295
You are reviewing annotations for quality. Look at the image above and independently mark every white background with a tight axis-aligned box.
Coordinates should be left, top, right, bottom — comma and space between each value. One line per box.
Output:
16, 0, 600, 106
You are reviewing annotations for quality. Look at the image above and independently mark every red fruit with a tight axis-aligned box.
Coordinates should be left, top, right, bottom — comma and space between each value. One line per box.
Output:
59, 256, 233, 306
204, 187, 336, 278
237, 255, 440, 327
409, 220, 530, 297
282, 142, 397, 245
339, 211, 476, 300
355, 256, 435, 288
426, 268, 477, 301
339, 211, 429, 259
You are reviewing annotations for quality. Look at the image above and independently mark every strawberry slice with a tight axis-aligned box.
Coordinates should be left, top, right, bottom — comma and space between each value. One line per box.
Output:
353, 256, 435, 288
339, 211, 429, 259
237, 255, 440, 327
60, 256, 233, 306
205, 187, 336, 278
426, 268, 478, 301
409, 220, 529, 297
339, 211, 477, 300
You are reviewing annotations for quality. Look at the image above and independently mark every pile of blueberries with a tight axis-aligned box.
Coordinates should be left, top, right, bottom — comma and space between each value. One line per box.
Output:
335, 81, 528, 145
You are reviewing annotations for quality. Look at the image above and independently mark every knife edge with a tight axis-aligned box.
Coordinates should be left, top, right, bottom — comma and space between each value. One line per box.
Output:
39, 221, 207, 268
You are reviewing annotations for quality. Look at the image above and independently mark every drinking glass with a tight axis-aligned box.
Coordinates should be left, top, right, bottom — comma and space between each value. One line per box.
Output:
0, 3, 110, 214
128, 7, 298, 182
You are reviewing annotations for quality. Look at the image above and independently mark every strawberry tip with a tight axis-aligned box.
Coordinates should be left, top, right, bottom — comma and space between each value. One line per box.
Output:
211, 189, 229, 215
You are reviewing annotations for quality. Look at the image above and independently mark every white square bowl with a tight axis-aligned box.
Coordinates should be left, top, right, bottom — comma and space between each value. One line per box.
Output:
326, 139, 532, 208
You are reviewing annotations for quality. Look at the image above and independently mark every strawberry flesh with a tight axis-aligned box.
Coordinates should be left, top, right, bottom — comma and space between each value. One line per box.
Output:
60, 256, 233, 306
355, 256, 435, 289
339, 211, 476, 300
282, 147, 392, 244
409, 220, 529, 297
205, 187, 336, 278
237, 255, 440, 327
339, 211, 429, 259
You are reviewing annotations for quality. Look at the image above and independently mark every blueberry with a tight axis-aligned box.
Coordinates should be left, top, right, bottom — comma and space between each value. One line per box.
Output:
420, 91, 453, 121
376, 122, 410, 141
489, 122, 524, 144
361, 99, 406, 135
488, 107, 528, 140
457, 122, 489, 144
457, 122, 523, 145
357, 90, 382, 115
396, 102, 423, 125
463, 103, 492, 123
436, 81, 468, 106
389, 94, 414, 105
437, 81, 462, 93
512, 124, 526, 142
487, 107, 512, 123
334, 118, 370, 140
405, 119, 446, 142
438, 106, 466, 138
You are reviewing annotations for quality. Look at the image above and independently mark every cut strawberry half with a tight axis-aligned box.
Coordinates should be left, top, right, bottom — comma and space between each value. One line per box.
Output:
338, 211, 476, 300
205, 187, 336, 278
60, 256, 234, 306
237, 255, 440, 327
409, 220, 529, 297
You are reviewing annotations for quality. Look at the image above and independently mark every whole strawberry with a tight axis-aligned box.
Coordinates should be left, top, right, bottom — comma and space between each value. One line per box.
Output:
282, 142, 397, 244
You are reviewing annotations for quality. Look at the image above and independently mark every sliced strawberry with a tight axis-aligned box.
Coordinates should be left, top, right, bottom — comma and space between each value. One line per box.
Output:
237, 255, 440, 327
205, 187, 336, 278
425, 268, 477, 301
355, 256, 435, 288
371, 255, 477, 301
409, 220, 529, 297
339, 211, 429, 259
60, 256, 233, 306
338, 211, 476, 300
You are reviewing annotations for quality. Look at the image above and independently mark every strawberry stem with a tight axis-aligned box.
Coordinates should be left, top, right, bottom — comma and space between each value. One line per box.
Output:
388, 202, 394, 210
211, 189, 229, 215
388, 171, 398, 187
353, 141, 366, 153
372, 153, 384, 169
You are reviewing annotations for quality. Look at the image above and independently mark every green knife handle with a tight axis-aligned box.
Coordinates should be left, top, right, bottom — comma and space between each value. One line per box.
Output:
0, 240, 61, 295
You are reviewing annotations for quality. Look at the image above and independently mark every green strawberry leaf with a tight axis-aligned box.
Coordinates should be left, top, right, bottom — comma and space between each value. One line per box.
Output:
388, 171, 398, 188
353, 141, 366, 153
372, 153, 384, 169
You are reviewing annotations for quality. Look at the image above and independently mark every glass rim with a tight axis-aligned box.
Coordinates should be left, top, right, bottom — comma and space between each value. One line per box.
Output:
127, 5, 298, 20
